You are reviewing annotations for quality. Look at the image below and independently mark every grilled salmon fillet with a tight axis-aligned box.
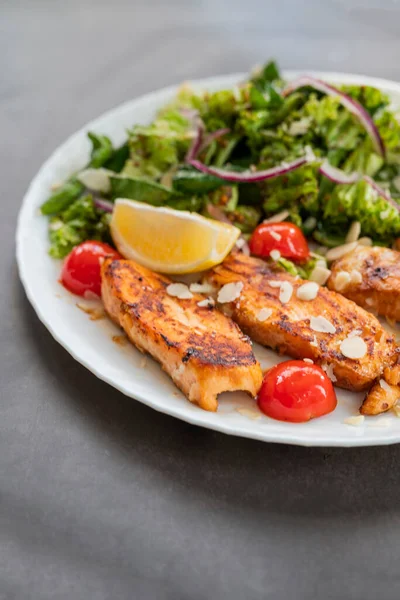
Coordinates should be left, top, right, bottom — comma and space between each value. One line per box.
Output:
101, 258, 262, 411
206, 253, 398, 392
328, 245, 400, 321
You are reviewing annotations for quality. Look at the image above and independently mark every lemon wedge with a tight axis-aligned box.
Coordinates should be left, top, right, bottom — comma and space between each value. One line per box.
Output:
110, 199, 241, 274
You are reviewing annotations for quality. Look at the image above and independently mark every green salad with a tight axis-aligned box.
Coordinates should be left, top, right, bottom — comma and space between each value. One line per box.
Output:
41, 59, 400, 276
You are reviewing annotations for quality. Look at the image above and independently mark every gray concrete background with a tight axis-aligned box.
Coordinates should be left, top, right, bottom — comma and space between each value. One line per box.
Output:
3, 1, 400, 598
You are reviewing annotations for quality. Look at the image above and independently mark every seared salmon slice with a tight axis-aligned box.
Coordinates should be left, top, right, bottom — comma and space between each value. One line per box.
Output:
206, 253, 398, 392
101, 258, 262, 411
328, 245, 400, 321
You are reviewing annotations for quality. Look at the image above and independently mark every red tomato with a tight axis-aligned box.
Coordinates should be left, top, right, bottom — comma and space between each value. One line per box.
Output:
257, 360, 337, 423
61, 241, 121, 297
249, 222, 310, 262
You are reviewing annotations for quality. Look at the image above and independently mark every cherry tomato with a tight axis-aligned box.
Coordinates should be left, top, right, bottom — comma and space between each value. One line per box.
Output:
257, 360, 337, 423
249, 222, 310, 262
61, 241, 121, 297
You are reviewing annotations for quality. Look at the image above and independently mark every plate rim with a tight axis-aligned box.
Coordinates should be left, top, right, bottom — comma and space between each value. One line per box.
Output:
16, 70, 400, 447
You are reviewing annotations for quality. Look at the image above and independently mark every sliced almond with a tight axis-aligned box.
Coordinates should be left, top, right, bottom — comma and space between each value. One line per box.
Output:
166, 283, 193, 299
279, 281, 293, 304
263, 210, 289, 223
190, 282, 216, 294
296, 281, 319, 301
256, 308, 273, 322
340, 336, 367, 359
270, 249, 281, 261
333, 271, 351, 292
326, 242, 358, 262
358, 237, 372, 247
309, 265, 331, 286
350, 269, 362, 284
345, 221, 361, 243
310, 316, 336, 334
267, 280, 282, 288
303, 358, 314, 364
217, 281, 243, 304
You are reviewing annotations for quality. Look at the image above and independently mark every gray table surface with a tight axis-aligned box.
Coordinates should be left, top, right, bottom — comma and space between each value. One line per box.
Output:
3, 1, 400, 598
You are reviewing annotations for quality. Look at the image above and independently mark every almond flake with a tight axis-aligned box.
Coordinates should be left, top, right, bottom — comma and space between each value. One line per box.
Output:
197, 297, 215, 308
379, 378, 392, 392
190, 282, 216, 294
235, 238, 246, 249
322, 363, 337, 382
279, 281, 293, 304
217, 281, 243, 304
348, 329, 362, 338
326, 242, 358, 262
350, 269, 362, 284
267, 280, 282, 288
358, 237, 372, 247
256, 308, 273, 322
309, 266, 331, 286
303, 358, 314, 364
340, 336, 367, 359
333, 271, 351, 292
263, 210, 289, 223
310, 316, 336, 334
345, 221, 361, 243
310, 335, 318, 347
166, 283, 193, 299
296, 281, 319, 301
343, 415, 365, 427
270, 231, 282, 242
270, 249, 281, 261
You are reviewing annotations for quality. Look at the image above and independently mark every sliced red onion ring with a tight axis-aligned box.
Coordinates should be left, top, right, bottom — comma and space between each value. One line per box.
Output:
94, 197, 114, 213
319, 161, 361, 184
364, 176, 400, 213
185, 124, 204, 163
190, 156, 308, 183
319, 162, 400, 214
199, 128, 230, 153
282, 76, 385, 157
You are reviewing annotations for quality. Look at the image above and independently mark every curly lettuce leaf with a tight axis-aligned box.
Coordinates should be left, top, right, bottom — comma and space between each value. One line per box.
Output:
322, 179, 400, 243
128, 108, 193, 179
48, 195, 112, 258
262, 163, 320, 216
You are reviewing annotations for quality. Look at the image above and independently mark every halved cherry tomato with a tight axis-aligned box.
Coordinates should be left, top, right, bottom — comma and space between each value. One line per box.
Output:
61, 241, 121, 297
257, 360, 337, 423
249, 222, 310, 262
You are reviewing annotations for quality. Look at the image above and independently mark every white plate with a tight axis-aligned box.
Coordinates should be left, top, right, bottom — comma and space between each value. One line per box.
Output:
16, 71, 400, 447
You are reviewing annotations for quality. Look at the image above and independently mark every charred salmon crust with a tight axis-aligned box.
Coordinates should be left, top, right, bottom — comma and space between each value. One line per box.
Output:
101, 258, 262, 411
328, 245, 400, 321
207, 253, 398, 392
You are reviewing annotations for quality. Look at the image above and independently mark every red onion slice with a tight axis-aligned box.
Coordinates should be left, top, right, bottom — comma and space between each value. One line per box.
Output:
190, 156, 308, 183
185, 124, 204, 163
364, 176, 400, 213
319, 161, 361, 184
282, 76, 385, 157
199, 128, 230, 153
94, 197, 114, 213
319, 162, 400, 214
